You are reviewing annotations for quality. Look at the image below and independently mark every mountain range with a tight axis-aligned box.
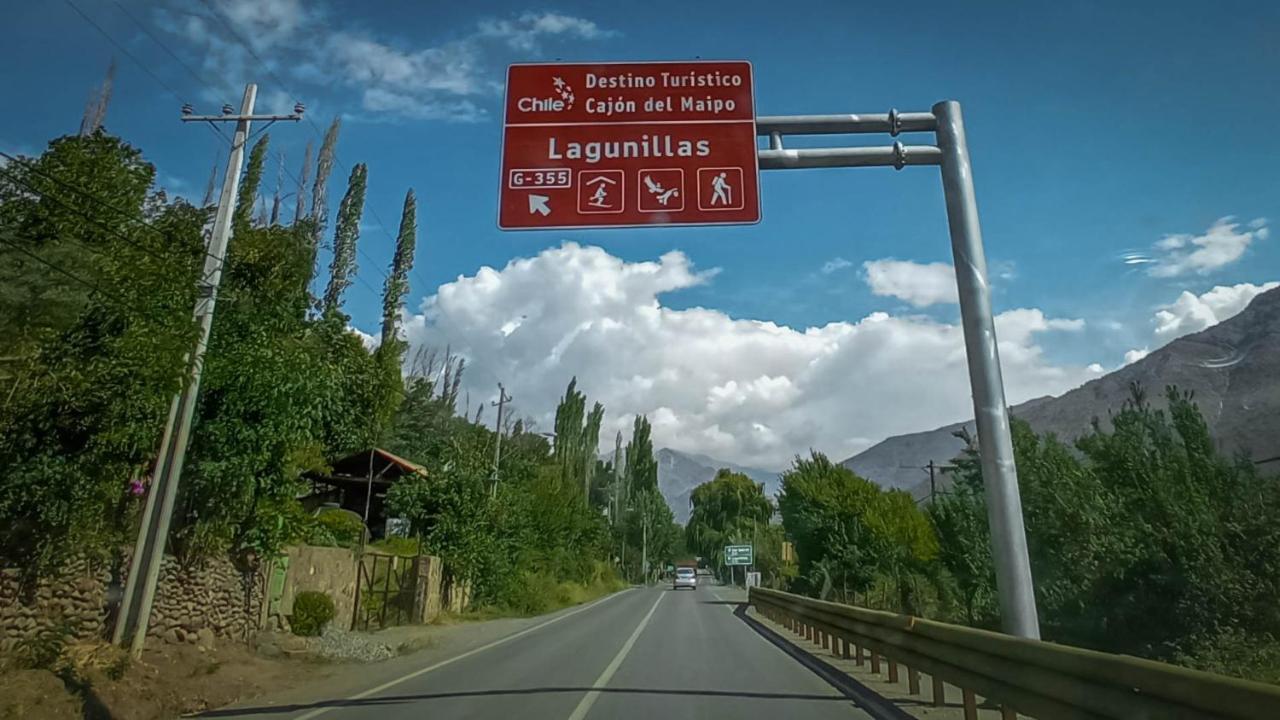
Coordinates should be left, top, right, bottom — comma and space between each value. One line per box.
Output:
842, 286, 1280, 498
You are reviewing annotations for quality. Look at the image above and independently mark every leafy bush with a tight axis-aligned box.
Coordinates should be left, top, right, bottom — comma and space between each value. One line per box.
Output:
315, 510, 366, 548
291, 591, 336, 636
369, 536, 422, 557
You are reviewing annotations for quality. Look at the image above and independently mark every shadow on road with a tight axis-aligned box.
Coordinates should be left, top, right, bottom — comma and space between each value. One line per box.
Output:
727, 602, 916, 720
200, 685, 859, 716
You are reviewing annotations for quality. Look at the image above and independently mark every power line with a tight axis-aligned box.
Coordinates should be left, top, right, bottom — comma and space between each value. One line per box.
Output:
195, 0, 293, 99
106, 0, 222, 94
0, 233, 129, 307
190, 0, 434, 304
0, 152, 230, 271
62, 0, 188, 104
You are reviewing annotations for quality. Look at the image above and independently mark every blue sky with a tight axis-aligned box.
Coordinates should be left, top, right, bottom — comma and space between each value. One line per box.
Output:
3, 1, 1277, 466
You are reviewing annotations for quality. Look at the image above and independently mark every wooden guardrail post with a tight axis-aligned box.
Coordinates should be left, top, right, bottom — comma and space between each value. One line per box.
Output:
932, 675, 946, 707
908, 666, 920, 695
855, 642, 865, 666
1000, 706, 1016, 719
888, 657, 900, 683
962, 688, 977, 720
870, 649, 881, 674
842, 637, 851, 659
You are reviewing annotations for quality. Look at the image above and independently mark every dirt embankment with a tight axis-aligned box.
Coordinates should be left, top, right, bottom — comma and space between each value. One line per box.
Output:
1, 636, 340, 720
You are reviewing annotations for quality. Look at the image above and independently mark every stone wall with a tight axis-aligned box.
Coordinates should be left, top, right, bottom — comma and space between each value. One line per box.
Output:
1, 546, 447, 654
145, 555, 263, 643
0, 558, 110, 655
1, 554, 263, 656
275, 546, 359, 632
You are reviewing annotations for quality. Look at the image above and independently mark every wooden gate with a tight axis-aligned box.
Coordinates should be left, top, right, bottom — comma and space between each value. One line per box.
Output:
351, 552, 416, 631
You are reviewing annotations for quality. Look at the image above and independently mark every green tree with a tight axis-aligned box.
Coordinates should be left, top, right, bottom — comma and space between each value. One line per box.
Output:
322, 163, 366, 320
379, 189, 416, 350
624, 414, 657, 493
686, 468, 773, 577
232, 136, 268, 232
308, 117, 341, 247
930, 385, 1280, 681
0, 134, 204, 569
777, 451, 935, 608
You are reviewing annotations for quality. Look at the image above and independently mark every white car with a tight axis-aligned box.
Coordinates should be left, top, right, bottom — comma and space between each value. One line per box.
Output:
673, 567, 697, 590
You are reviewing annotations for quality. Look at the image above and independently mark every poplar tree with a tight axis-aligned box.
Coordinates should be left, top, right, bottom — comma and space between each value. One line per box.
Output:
322, 163, 366, 319
233, 136, 268, 232
294, 140, 313, 223
380, 189, 417, 350
309, 117, 341, 246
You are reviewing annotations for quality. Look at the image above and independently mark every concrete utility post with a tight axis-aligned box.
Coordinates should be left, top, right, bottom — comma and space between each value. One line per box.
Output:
113, 84, 302, 656
641, 514, 648, 586
755, 101, 1041, 639
490, 384, 511, 497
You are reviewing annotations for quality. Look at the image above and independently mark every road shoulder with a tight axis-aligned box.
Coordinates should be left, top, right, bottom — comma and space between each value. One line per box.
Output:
206, 587, 634, 717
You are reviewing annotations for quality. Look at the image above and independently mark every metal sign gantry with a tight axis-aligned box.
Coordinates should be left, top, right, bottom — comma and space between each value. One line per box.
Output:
755, 101, 1040, 639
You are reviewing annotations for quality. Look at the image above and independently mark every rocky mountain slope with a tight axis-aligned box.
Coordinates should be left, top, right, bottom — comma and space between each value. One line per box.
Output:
842, 286, 1280, 497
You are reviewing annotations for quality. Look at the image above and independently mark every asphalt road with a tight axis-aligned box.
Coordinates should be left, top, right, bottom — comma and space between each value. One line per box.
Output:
215, 584, 894, 720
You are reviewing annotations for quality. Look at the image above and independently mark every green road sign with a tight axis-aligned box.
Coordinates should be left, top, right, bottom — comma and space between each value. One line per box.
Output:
725, 544, 753, 566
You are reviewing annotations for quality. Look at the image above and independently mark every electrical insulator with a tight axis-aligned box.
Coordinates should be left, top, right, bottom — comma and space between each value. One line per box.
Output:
181, 103, 193, 116
222, 104, 234, 115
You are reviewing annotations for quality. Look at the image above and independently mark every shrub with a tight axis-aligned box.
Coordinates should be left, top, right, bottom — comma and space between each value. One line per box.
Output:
13, 622, 72, 670
314, 510, 366, 548
291, 591, 336, 636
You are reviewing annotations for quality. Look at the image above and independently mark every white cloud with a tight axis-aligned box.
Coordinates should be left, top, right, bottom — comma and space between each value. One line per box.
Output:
159, 2, 611, 122
1148, 217, 1267, 277
1086, 363, 1105, 373
349, 325, 380, 351
478, 12, 614, 51
820, 257, 852, 274
1123, 348, 1149, 365
862, 259, 958, 307
404, 243, 1100, 470
1151, 281, 1279, 344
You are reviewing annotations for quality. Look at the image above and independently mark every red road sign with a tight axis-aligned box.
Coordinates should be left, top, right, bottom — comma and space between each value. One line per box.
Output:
498, 61, 759, 230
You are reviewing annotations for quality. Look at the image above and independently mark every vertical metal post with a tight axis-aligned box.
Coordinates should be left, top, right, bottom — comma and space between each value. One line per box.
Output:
113, 84, 258, 655
933, 100, 1040, 640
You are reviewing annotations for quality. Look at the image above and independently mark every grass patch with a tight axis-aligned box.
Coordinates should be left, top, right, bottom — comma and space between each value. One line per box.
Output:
440, 562, 626, 623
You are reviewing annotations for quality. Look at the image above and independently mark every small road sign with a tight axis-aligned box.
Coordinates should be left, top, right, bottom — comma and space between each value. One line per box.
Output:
725, 544, 753, 566
499, 60, 760, 230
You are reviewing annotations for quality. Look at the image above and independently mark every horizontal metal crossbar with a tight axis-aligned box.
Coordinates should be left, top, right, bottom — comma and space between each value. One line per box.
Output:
759, 145, 941, 170
756, 112, 937, 136
181, 114, 302, 122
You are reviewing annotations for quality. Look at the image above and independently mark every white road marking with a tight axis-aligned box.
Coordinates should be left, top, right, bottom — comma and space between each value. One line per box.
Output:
291, 589, 632, 720
710, 586, 739, 611
565, 591, 666, 720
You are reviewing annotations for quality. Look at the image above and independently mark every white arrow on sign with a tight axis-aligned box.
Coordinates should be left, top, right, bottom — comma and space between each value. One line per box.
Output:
528, 194, 551, 216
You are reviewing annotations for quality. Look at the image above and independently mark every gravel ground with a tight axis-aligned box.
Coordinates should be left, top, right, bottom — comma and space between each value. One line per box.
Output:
306, 625, 396, 663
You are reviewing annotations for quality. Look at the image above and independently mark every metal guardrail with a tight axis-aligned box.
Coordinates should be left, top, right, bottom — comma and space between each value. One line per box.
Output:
750, 587, 1280, 720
